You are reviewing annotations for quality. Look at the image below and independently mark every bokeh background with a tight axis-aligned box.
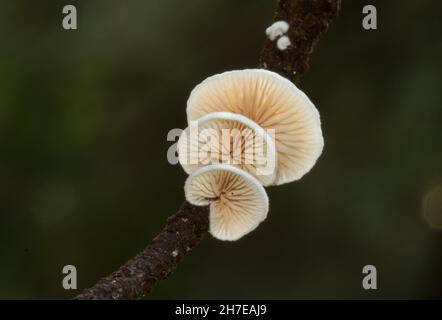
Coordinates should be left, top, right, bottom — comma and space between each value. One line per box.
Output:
0, 0, 441, 299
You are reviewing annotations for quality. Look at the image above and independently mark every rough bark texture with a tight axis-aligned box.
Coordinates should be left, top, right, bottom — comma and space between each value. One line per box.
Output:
74, 202, 209, 300
75, 0, 341, 300
260, 0, 341, 84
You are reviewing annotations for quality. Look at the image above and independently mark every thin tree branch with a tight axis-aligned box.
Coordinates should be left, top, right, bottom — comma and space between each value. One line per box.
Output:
260, 0, 341, 83
75, 202, 209, 299
75, 0, 341, 300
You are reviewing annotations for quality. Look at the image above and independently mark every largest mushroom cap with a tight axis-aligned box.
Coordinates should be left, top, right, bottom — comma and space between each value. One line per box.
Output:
187, 69, 324, 185
184, 164, 269, 241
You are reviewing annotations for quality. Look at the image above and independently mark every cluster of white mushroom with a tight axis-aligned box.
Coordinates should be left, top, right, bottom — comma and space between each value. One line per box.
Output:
177, 69, 323, 241
265, 20, 291, 50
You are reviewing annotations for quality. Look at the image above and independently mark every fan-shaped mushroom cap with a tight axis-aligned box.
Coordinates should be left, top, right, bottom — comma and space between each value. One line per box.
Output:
186, 69, 324, 185
178, 111, 277, 186
184, 164, 269, 241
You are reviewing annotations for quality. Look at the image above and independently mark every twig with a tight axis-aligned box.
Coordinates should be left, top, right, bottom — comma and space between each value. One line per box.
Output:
74, 202, 209, 299
75, 0, 341, 300
260, 0, 341, 83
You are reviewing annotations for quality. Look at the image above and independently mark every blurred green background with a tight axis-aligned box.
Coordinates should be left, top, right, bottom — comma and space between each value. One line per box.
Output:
0, 0, 441, 299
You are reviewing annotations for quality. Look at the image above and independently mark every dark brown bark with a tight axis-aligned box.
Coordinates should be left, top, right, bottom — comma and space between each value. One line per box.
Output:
75, 0, 341, 300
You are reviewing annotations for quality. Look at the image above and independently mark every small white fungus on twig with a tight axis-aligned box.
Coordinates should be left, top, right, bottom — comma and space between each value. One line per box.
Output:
265, 20, 289, 41
277, 36, 291, 50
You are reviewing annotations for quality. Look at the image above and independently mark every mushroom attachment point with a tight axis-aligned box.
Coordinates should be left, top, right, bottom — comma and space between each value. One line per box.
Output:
177, 111, 278, 186
187, 69, 324, 185
184, 164, 269, 241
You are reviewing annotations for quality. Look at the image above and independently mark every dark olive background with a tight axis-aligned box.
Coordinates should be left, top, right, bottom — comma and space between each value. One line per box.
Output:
0, 0, 441, 299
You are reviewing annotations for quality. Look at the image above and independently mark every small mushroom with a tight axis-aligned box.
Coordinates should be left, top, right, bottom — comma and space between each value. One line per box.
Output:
276, 35, 291, 50
186, 69, 324, 185
177, 111, 277, 186
184, 164, 269, 241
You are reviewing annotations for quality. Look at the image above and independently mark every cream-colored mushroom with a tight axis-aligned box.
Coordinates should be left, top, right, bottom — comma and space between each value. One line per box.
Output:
186, 69, 324, 185
178, 111, 277, 186
184, 164, 269, 241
